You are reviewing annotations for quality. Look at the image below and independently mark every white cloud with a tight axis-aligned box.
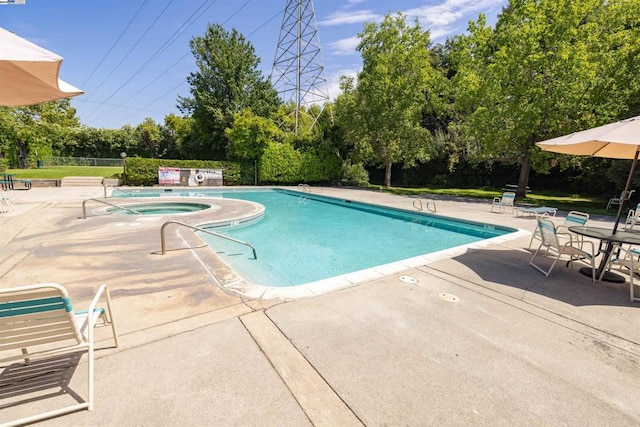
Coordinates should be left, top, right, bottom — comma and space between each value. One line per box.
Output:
404, 0, 504, 40
325, 67, 359, 101
318, 10, 380, 26
327, 36, 360, 56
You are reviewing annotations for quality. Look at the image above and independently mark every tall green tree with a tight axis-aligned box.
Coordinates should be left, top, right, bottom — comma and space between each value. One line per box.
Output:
178, 23, 280, 159
0, 99, 79, 168
339, 13, 441, 187
452, 0, 640, 197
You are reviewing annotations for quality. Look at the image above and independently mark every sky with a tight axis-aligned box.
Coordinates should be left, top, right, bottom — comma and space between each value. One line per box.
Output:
0, 0, 507, 129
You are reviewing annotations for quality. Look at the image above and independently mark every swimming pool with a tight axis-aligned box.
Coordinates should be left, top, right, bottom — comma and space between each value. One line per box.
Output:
114, 188, 519, 293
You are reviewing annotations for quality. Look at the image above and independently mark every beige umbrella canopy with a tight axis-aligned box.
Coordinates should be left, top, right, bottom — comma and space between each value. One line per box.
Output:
0, 26, 83, 106
536, 115, 640, 233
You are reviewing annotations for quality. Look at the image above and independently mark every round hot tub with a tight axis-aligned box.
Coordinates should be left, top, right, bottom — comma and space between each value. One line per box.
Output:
107, 201, 212, 215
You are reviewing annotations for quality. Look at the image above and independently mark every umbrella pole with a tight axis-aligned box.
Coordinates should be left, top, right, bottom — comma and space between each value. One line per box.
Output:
612, 147, 640, 234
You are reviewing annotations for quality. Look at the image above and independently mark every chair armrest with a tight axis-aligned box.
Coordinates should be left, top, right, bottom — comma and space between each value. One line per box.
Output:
493, 197, 500, 203
81, 284, 118, 347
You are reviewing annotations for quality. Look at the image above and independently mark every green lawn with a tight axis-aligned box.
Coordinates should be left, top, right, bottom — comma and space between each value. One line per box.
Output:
3, 166, 620, 217
378, 185, 616, 217
6, 166, 122, 179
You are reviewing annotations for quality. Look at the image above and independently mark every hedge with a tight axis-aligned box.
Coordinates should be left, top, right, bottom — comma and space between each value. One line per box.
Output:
124, 157, 242, 186
258, 142, 341, 184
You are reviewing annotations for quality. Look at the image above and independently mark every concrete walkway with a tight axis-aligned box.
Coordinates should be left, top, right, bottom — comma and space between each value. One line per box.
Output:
1, 186, 639, 426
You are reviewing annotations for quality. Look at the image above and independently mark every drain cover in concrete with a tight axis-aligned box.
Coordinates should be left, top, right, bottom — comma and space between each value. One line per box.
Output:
439, 292, 460, 303
399, 275, 417, 284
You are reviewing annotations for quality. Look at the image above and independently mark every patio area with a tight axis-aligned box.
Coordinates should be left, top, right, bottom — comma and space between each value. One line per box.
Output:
1, 186, 639, 426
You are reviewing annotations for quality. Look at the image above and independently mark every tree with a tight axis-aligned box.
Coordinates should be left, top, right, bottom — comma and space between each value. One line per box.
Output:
135, 118, 162, 158
162, 114, 194, 159
178, 23, 280, 159
0, 99, 79, 168
339, 13, 441, 187
451, 0, 640, 197
225, 108, 283, 161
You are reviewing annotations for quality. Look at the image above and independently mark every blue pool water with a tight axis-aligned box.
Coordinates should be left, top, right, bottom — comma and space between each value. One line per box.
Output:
116, 189, 516, 287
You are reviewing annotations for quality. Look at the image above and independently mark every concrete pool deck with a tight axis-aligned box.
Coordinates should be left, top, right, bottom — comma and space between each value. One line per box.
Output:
1, 186, 639, 425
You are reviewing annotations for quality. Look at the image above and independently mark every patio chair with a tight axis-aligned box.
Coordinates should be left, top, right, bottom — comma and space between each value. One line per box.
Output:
529, 217, 597, 282
0, 283, 119, 425
607, 196, 622, 211
624, 203, 640, 230
0, 189, 13, 216
491, 191, 515, 214
528, 211, 589, 249
602, 246, 640, 302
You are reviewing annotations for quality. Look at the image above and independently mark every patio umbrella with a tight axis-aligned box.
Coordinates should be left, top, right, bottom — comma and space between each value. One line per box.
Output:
0, 26, 83, 106
536, 115, 640, 234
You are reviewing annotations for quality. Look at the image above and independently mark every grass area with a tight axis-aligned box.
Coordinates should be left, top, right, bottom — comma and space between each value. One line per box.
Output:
377, 185, 616, 217
6, 166, 122, 179
3, 166, 620, 217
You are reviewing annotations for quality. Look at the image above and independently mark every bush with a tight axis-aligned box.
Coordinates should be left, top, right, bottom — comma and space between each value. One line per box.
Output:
0, 158, 8, 173
124, 157, 241, 186
340, 161, 369, 186
258, 142, 341, 184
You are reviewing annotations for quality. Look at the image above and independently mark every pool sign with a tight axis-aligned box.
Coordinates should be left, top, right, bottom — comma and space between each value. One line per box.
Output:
158, 167, 181, 185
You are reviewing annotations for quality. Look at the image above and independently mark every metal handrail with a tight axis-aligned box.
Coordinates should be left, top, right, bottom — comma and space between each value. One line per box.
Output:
160, 220, 257, 259
104, 185, 138, 199
412, 199, 437, 213
297, 183, 311, 192
82, 198, 143, 219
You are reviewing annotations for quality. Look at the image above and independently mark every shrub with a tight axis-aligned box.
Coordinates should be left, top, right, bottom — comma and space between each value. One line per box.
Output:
124, 157, 241, 186
258, 142, 341, 184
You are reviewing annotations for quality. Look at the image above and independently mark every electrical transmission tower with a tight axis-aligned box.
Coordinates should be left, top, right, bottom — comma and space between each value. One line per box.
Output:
271, 0, 332, 133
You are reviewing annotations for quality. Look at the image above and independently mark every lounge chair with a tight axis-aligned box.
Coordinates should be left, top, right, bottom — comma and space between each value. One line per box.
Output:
602, 246, 640, 302
491, 191, 515, 214
529, 211, 589, 249
0, 283, 118, 425
529, 217, 596, 281
517, 206, 557, 217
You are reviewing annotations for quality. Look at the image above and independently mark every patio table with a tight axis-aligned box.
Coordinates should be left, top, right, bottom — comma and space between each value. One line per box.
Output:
569, 226, 640, 283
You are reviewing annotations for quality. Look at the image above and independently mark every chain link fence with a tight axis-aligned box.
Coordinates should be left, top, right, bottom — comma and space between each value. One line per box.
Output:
42, 157, 124, 167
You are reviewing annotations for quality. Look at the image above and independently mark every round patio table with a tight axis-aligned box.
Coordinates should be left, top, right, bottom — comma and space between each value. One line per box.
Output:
569, 226, 640, 283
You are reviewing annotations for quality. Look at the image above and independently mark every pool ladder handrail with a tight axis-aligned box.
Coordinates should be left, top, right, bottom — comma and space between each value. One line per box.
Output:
160, 220, 257, 259
82, 198, 144, 219
104, 185, 138, 199
413, 198, 437, 213
297, 183, 311, 192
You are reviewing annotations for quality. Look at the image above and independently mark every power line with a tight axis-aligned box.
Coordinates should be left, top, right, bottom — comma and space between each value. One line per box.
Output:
84, 0, 219, 124
85, 0, 288, 129
80, 0, 150, 87
82, 0, 176, 119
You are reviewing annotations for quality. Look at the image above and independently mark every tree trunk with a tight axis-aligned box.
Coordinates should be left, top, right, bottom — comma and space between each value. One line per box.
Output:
385, 161, 392, 188
517, 149, 532, 199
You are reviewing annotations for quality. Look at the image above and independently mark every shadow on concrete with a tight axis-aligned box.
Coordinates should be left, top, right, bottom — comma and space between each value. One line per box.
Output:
0, 352, 85, 424
451, 246, 636, 308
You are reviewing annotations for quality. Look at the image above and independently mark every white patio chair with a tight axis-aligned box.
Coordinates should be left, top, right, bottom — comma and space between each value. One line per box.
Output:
624, 202, 640, 230
0, 283, 119, 425
528, 210, 589, 249
529, 217, 596, 282
603, 246, 640, 302
491, 191, 515, 214
0, 189, 14, 215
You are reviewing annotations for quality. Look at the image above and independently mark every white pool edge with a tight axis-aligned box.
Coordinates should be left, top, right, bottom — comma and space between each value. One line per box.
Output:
212, 228, 531, 301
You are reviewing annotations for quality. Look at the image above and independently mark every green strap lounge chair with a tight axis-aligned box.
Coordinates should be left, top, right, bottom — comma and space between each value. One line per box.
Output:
0, 283, 118, 426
